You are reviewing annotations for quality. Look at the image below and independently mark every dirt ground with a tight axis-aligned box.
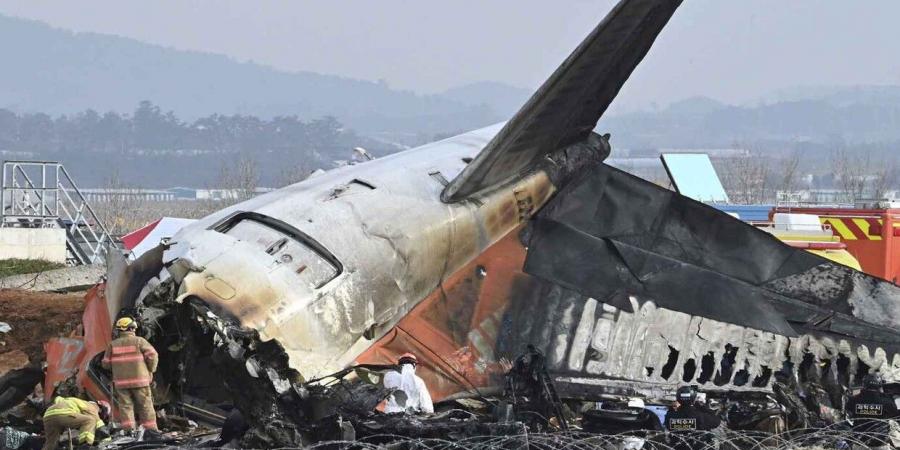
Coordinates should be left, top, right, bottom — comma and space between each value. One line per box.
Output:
0, 289, 84, 372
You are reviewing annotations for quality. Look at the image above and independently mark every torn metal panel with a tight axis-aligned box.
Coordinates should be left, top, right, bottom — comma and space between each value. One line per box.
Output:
43, 284, 112, 400
513, 161, 900, 400
768, 266, 900, 327
356, 230, 535, 400
523, 218, 796, 335
525, 163, 900, 337
105, 243, 166, 318
43, 337, 83, 398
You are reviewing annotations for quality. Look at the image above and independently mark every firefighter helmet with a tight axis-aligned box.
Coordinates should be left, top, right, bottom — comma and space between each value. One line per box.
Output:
398, 353, 418, 366
115, 317, 137, 331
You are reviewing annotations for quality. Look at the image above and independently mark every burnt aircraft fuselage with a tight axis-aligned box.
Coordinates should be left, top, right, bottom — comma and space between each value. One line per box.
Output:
146, 124, 592, 387
105, 0, 900, 445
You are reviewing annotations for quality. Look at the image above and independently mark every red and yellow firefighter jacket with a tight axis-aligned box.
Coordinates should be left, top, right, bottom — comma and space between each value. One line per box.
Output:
101, 331, 158, 389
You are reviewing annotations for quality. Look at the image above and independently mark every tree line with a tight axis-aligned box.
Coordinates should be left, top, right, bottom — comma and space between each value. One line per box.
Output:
0, 101, 354, 157
714, 147, 897, 205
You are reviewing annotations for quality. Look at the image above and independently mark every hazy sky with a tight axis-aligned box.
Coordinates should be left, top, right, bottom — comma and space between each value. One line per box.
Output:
2, 1, 899, 109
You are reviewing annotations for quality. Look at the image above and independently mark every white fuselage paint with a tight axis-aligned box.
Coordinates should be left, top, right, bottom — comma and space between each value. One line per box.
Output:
155, 122, 557, 379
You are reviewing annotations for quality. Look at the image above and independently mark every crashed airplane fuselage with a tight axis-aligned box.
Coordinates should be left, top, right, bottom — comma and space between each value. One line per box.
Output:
158, 122, 565, 379
92, 0, 900, 444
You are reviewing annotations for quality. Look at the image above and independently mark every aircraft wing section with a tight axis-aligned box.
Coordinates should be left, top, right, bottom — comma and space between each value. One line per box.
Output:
524, 163, 900, 342
442, 0, 682, 202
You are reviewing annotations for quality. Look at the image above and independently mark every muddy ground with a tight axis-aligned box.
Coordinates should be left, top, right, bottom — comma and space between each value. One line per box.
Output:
0, 289, 84, 372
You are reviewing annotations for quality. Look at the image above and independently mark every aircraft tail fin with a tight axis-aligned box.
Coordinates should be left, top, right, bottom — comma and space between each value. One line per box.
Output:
441, 0, 682, 202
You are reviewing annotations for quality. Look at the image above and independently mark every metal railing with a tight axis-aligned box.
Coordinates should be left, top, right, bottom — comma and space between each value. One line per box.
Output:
1, 161, 118, 265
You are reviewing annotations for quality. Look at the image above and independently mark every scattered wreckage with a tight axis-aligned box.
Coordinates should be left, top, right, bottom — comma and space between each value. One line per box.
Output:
4, 0, 900, 447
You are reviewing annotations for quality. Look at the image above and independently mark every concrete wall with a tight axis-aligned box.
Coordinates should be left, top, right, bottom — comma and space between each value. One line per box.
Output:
0, 228, 67, 263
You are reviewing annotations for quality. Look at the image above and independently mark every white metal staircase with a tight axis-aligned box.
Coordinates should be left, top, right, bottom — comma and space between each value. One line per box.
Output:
0, 161, 118, 265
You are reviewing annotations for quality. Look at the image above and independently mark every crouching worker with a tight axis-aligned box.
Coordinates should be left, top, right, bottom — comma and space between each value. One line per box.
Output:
102, 317, 159, 431
383, 353, 434, 414
41, 397, 110, 450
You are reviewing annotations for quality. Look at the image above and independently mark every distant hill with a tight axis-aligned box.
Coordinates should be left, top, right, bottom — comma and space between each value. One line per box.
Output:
661, 96, 726, 116
4, 14, 898, 163
768, 85, 900, 108
599, 87, 900, 150
440, 81, 532, 118
0, 15, 524, 137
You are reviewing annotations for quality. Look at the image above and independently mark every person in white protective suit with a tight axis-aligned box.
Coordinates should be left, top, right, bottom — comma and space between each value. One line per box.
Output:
383, 353, 434, 414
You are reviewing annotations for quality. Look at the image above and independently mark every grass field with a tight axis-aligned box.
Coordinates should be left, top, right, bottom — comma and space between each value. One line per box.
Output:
0, 258, 66, 278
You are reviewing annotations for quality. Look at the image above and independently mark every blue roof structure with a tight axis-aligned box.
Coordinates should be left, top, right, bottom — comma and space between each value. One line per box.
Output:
713, 204, 774, 222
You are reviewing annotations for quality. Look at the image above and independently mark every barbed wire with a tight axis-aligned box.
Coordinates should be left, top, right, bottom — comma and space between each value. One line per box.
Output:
106, 420, 900, 449
291, 420, 900, 450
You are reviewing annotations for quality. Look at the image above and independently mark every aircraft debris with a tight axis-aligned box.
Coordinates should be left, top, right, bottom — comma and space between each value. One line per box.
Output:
89, 0, 900, 445
5, 0, 900, 448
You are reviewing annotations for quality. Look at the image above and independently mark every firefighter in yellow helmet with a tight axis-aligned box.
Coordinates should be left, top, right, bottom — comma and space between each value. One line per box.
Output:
41, 397, 110, 450
101, 316, 159, 431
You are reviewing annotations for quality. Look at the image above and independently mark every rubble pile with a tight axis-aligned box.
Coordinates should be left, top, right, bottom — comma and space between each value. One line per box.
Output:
0, 289, 83, 371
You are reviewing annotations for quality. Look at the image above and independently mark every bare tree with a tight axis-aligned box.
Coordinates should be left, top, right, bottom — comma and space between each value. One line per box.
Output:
871, 157, 897, 201
777, 151, 802, 194
718, 146, 772, 204
95, 168, 149, 235
90, 154, 301, 236
830, 147, 870, 203
275, 161, 313, 188
95, 169, 123, 235
216, 153, 259, 204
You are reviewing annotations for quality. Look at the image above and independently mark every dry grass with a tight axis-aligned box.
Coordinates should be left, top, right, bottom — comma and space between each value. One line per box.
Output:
92, 199, 233, 236
0, 259, 66, 278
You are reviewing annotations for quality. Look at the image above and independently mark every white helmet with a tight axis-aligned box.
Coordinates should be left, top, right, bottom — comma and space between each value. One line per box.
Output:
627, 397, 645, 409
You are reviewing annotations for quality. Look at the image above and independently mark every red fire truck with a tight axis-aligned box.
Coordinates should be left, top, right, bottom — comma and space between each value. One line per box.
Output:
772, 207, 900, 284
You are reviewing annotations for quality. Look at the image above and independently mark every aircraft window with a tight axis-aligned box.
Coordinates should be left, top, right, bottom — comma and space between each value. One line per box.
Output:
213, 212, 342, 289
